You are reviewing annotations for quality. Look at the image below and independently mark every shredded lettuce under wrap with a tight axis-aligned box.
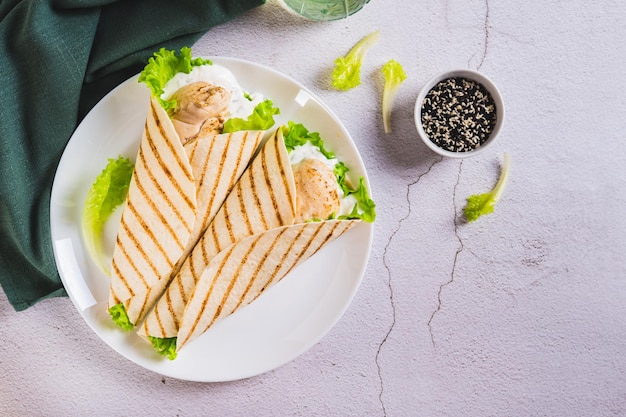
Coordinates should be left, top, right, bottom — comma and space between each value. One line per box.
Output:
82, 156, 134, 277
149, 336, 178, 360
108, 303, 134, 331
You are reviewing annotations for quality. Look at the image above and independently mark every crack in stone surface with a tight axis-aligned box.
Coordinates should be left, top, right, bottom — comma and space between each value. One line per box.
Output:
467, 0, 490, 70
427, 161, 464, 349
476, 0, 491, 70
428, 0, 490, 350
376, 158, 441, 416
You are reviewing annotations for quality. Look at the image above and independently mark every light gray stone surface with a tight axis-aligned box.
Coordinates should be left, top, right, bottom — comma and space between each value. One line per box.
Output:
2, 0, 625, 415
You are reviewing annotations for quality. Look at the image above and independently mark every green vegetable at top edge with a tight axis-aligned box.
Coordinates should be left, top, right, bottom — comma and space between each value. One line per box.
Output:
464, 152, 510, 222
332, 30, 381, 91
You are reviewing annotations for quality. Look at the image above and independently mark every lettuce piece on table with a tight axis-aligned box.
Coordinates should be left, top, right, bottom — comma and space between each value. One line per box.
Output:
381, 59, 407, 133
464, 153, 510, 222
332, 30, 380, 91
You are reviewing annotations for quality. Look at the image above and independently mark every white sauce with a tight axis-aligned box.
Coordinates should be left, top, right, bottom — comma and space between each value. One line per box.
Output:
289, 143, 358, 217
162, 64, 264, 119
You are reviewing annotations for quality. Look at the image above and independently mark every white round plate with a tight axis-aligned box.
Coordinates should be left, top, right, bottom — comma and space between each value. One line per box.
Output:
49, 57, 374, 382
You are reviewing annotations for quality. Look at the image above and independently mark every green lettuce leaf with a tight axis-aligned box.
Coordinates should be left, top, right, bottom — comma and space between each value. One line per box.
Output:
338, 176, 376, 223
108, 303, 134, 331
138, 47, 212, 112
332, 30, 380, 91
381, 59, 407, 133
222, 99, 280, 133
82, 156, 134, 276
149, 337, 178, 360
281, 121, 335, 159
464, 153, 510, 222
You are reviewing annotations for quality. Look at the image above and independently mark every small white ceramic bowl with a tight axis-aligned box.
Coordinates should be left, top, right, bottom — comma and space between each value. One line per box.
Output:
414, 69, 505, 158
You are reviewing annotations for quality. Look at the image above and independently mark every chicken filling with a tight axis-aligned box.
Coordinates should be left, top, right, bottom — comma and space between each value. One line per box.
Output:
168, 81, 231, 145
292, 158, 341, 223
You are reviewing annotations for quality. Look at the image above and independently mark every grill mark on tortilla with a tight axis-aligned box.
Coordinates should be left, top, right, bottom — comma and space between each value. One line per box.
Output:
186, 138, 200, 162
223, 194, 236, 246
194, 242, 206, 285
226, 131, 250, 196
146, 102, 196, 221
111, 252, 135, 299
140, 134, 193, 234
150, 100, 194, 186
196, 134, 219, 230
116, 217, 155, 292
208, 233, 264, 329
279, 222, 353, 280
238, 178, 255, 236
309, 221, 343, 255
171, 134, 262, 311
206, 228, 220, 278
180, 244, 238, 348
108, 263, 127, 304
109, 287, 120, 305
261, 139, 282, 225
275, 222, 334, 286
171, 276, 185, 327
267, 224, 310, 289
145, 138, 194, 215
112, 234, 140, 297
154, 292, 167, 336
232, 227, 290, 312
165, 278, 177, 325
134, 160, 185, 251
176, 263, 190, 310
134, 288, 151, 327
250, 150, 269, 231
274, 135, 296, 220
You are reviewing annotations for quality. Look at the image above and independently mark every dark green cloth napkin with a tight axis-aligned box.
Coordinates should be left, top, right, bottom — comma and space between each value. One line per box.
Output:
0, 0, 265, 311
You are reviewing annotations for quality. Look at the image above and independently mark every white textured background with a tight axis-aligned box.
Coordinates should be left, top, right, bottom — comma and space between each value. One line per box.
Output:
2, 0, 626, 415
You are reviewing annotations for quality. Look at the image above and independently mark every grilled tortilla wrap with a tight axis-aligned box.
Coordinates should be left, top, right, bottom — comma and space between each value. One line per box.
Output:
176, 219, 358, 351
108, 97, 263, 325
138, 127, 297, 339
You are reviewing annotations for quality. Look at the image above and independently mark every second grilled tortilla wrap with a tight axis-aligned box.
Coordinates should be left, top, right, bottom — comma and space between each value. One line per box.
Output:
138, 128, 297, 339
176, 219, 358, 351
109, 97, 264, 326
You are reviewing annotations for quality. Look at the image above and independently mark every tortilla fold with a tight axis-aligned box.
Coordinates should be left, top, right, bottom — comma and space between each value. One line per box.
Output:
138, 127, 297, 338
176, 219, 358, 351
109, 97, 263, 326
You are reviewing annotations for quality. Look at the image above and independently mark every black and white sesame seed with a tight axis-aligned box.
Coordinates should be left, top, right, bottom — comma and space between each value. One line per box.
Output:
421, 77, 497, 153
